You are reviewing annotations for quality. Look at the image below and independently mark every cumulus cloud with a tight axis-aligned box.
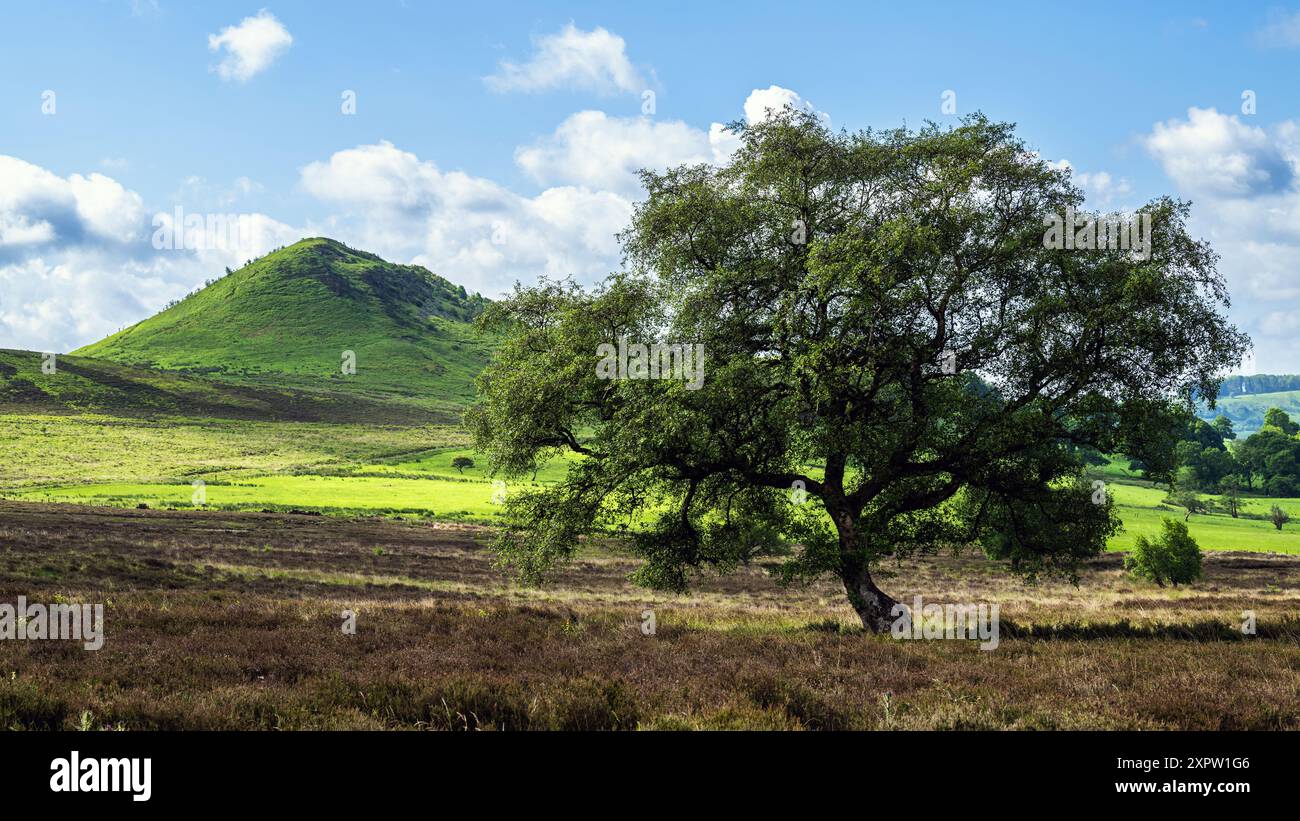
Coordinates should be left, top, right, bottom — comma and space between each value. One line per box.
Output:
741, 85, 823, 126
0, 156, 146, 258
485, 23, 645, 95
515, 111, 716, 194
1261, 309, 1300, 336
1145, 107, 1294, 197
1141, 108, 1300, 371
0, 155, 303, 352
512, 85, 826, 196
208, 10, 293, 83
301, 141, 630, 295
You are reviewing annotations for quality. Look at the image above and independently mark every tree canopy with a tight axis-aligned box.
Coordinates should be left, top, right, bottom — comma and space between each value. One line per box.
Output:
468, 109, 1248, 631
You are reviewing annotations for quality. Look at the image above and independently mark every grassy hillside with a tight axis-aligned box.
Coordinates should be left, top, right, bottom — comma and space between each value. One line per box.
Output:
1196, 388, 1300, 436
75, 238, 492, 404
0, 349, 458, 424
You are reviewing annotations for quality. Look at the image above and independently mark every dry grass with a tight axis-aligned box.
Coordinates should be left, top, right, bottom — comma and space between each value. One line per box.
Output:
2, 502, 1299, 730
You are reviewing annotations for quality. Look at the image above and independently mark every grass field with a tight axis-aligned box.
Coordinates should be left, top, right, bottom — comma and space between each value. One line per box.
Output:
7, 411, 1300, 554
1, 502, 1297, 731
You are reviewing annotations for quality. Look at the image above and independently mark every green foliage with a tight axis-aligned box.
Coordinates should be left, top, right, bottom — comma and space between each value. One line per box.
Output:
1217, 474, 1246, 518
1124, 517, 1203, 586
1233, 417, 1300, 496
1271, 504, 1290, 531
1169, 416, 1242, 492
1165, 488, 1208, 521
451, 456, 475, 473
1197, 388, 1300, 437
1264, 407, 1299, 436
469, 108, 1246, 627
1211, 415, 1236, 441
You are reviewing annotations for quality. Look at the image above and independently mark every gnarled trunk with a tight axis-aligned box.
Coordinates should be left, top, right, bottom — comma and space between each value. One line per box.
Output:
841, 559, 900, 633
833, 510, 899, 633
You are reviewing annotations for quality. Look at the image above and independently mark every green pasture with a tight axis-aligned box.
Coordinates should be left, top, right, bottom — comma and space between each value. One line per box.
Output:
6, 411, 1300, 554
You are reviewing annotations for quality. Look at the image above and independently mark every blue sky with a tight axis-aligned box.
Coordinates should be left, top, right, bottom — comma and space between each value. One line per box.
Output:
3, 1, 1300, 371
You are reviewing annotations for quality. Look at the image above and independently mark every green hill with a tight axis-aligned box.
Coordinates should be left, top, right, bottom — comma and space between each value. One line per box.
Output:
1196, 389, 1300, 437
75, 238, 492, 404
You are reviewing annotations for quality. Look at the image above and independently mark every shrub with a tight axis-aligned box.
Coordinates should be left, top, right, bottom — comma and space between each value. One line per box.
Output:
1270, 504, 1290, 531
1124, 517, 1202, 587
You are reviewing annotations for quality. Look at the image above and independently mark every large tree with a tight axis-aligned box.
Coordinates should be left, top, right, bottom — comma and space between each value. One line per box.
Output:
468, 110, 1248, 632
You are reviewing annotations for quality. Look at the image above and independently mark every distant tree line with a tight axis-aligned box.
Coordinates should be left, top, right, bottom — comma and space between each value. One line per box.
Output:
1143, 407, 1300, 501
1205, 374, 1300, 398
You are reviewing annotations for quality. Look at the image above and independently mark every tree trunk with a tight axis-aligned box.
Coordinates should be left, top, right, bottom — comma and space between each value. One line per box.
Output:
833, 510, 899, 633
841, 560, 900, 633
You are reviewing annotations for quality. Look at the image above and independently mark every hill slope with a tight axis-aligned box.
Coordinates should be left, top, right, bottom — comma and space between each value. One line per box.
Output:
0, 349, 456, 423
1198, 389, 1300, 437
75, 238, 491, 403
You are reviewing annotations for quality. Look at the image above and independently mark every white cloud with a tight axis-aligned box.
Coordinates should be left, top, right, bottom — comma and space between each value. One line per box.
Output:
1142, 108, 1300, 371
1260, 309, 1300, 337
301, 141, 630, 295
301, 88, 824, 291
0, 156, 146, 250
742, 85, 823, 126
1145, 107, 1293, 197
515, 111, 715, 194
1047, 159, 1134, 208
485, 23, 645, 95
208, 10, 293, 83
511, 88, 826, 193
0, 154, 303, 352
1074, 170, 1133, 208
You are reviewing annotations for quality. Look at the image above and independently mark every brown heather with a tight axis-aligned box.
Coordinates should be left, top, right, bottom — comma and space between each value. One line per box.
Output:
1, 502, 1298, 730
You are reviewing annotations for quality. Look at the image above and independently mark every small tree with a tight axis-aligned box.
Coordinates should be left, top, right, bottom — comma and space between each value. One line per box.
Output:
1167, 489, 1207, 521
451, 456, 475, 474
1125, 517, 1202, 587
1270, 504, 1290, 531
1218, 474, 1246, 518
